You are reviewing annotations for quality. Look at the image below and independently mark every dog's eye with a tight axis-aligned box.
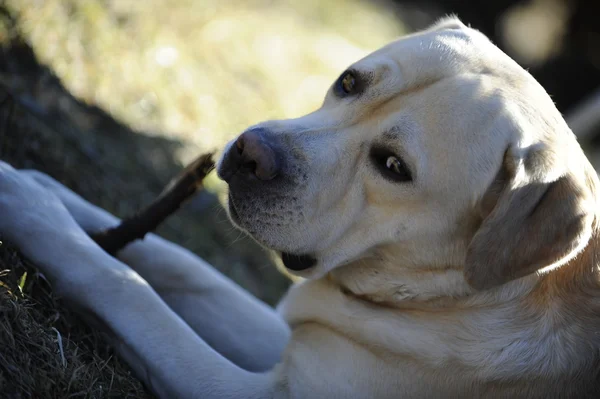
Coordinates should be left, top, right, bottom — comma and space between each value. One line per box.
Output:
341, 72, 356, 94
370, 147, 412, 182
386, 156, 404, 174
384, 156, 411, 181
335, 70, 360, 96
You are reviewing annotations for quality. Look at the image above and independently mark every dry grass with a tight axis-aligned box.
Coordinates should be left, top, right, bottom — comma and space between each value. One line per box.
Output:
0, 242, 153, 398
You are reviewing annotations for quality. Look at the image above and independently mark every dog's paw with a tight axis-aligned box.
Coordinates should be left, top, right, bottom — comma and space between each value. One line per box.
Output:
21, 169, 119, 232
0, 162, 83, 249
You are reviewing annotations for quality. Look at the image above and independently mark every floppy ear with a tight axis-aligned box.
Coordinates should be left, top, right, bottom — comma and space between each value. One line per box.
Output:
464, 145, 595, 290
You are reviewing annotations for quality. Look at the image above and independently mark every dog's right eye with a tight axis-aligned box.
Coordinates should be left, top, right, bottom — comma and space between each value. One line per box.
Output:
334, 70, 361, 97
341, 72, 356, 94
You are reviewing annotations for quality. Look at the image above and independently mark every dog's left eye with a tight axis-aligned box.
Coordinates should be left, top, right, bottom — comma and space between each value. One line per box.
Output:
386, 156, 404, 174
370, 147, 412, 182
384, 156, 411, 181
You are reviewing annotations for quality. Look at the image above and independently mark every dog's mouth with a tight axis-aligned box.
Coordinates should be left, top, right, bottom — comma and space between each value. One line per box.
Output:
280, 252, 317, 271
227, 192, 241, 224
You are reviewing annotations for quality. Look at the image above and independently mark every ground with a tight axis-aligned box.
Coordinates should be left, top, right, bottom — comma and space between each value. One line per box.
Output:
0, 33, 287, 399
0, 1, 402, 397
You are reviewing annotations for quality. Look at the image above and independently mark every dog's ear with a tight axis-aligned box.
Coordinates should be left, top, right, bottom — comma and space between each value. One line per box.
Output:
464, 145, 595, 290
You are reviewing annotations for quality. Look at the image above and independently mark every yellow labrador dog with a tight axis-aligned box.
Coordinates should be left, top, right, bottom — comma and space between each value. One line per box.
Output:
1, 16, 600, 398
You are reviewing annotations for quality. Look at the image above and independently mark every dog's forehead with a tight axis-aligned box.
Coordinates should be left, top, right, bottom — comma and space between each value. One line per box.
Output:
351, 26, 502, 91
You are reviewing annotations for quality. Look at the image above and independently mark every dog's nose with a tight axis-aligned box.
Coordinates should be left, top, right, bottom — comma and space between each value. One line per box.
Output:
220, 129, 280, 182
236, 130, 280, 180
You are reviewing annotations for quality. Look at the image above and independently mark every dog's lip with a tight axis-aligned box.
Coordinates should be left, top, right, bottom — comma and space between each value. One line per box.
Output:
280, 252, 317, 271
227, 192, 240, 223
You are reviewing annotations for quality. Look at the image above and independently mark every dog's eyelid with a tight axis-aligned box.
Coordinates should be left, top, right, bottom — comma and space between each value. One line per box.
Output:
373, 132, 414, 166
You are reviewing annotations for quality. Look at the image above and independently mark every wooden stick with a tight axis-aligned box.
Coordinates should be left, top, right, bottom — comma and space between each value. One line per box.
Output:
90, 153, 215, 255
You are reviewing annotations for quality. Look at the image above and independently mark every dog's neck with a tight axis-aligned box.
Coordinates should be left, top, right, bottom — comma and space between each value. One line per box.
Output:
328, 226, 600, 309
327, 237, 475, 305
328, 260, 475, 307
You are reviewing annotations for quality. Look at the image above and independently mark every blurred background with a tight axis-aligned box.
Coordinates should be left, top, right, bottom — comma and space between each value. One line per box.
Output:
0, 0, 598, 397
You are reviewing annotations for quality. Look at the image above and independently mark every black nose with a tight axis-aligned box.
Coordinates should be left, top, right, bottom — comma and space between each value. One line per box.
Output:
219, 129, 280, 182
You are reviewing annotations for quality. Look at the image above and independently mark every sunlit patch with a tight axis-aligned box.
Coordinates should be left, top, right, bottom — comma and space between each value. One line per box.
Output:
4, 0, 404, 201
154, 46, 179, 67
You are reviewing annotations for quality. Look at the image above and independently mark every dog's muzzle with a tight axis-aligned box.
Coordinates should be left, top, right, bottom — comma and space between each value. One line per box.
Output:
218, 128, 318, 272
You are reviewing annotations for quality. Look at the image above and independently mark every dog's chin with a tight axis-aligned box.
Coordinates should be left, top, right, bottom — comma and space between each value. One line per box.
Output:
227, 194, 319, 273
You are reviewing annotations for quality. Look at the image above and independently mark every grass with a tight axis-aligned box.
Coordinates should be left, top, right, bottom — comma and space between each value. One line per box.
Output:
0, 241, 152, 399
5, 0, 404, 192
0, 0, 404, 397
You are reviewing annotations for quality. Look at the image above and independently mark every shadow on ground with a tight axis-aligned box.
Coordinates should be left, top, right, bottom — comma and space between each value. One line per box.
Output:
0, 12, 290, 398
0, 27, 289, 305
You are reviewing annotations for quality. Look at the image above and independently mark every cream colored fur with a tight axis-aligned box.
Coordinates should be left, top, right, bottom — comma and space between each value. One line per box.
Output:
0, 16, 599, 398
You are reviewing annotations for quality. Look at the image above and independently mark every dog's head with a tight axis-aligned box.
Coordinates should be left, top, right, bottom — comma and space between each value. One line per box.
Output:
217, 17, 598, 296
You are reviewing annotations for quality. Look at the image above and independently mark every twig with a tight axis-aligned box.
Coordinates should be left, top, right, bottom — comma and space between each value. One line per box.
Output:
90, 152, 215, 255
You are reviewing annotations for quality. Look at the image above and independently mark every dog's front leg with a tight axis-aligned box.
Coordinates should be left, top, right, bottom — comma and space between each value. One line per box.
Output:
21, 169, 290, 372
0, 162, 283, 399
51, 245, 279, 398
